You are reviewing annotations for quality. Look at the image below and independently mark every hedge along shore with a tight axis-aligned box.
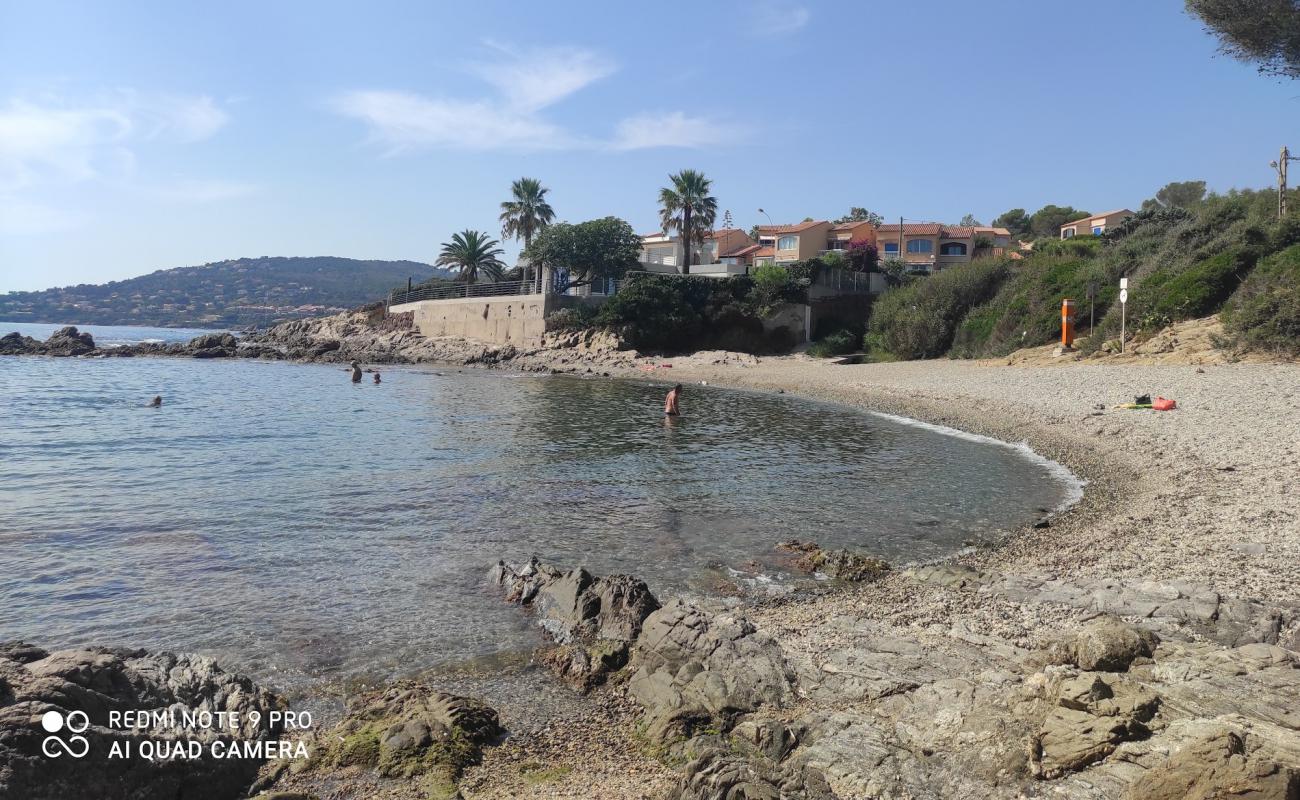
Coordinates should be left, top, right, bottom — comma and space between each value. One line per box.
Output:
455, 355, 1300, 799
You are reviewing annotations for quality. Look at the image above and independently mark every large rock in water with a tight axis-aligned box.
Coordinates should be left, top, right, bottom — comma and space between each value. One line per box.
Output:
0, 642, 286, 800
42, 326, 96, 356
186, 332, 238, 358
0, 332, 44, 355
490, 558, 660, 690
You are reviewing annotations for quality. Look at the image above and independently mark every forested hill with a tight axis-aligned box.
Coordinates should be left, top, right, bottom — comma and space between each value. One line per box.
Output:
1, 256, 452, 328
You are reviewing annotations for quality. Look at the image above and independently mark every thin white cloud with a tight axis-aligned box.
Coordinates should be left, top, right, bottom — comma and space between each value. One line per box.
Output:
333, 42, 748, 154
0, 92, 230, 191
747, 2, 810, 37
331, 90, 577, 153
473, 41, 616, 112
609, 112, 746, 151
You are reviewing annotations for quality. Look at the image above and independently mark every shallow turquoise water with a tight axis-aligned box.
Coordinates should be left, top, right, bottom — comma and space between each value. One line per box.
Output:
0, 353, 1074, 690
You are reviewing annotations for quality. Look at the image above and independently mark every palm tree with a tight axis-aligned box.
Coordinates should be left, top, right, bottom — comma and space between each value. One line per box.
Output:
436, 230, 506, 284
500, 177, 555, 290
658, 170, 717, 274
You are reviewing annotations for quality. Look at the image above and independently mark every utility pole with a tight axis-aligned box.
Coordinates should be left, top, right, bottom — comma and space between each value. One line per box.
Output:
1270, 146, 1299, 220
898, 216, 904, 260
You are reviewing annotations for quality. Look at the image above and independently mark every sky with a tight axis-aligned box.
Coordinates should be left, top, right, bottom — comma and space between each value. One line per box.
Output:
2, 0, 1299, 292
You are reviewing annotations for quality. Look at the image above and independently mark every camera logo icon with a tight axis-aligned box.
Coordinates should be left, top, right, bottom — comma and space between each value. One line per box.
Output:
40, 710, 90, 758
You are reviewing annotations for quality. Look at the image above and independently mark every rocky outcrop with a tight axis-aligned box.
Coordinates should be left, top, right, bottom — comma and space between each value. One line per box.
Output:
301, 682, 501, 794
1029, 671, 1160, 779
187, 332, 238, 358
776, 540, 891, 582
1125, 721, 1300, 799
0, 642, 286, 800
1040, 617, 1161, 672
0, 332, 44, 355
490, 558, 660, 690
42, 326, 96, 355
628, 599, 795, 742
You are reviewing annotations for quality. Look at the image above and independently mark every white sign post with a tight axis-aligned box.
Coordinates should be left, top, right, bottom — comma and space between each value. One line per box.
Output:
1119, 278, 1129, 353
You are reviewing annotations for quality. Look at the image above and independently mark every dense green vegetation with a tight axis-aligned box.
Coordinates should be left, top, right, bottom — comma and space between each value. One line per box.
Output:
866, 187, 1300, 360
0, 256, 447, 328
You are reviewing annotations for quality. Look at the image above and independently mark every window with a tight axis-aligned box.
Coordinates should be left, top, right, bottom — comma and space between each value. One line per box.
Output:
1062, 227, 1076, 239
907, 239, 933, 254
940, 242, 967, 256
1092, 226, 1104, 235
777, 235, 798, 250
883, 242, 899, 254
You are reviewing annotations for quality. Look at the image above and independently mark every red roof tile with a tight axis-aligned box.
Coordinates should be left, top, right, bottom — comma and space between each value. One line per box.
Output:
830, 220, 876, 232
755, 220, 828, 234
721, 243, 762, 257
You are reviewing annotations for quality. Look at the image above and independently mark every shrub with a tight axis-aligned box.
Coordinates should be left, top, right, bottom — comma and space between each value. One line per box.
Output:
1223, 243, 1300, 354
866, 259, 1011, 360
545, 304, 598, 331
595, 272, 785, 353
845, 240, 879, 272
749, 264, 793, 316
1129, 248, 1259, 329
808, 329, 859, 358
1035, 236, 1103, 258
595, 277, 703, 351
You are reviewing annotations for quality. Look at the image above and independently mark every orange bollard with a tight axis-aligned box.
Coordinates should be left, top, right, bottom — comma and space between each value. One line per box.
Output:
1061, 299, 1075, 348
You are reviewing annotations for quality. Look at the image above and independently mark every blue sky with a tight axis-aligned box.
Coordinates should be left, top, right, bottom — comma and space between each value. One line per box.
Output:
2, 0, 1298, 291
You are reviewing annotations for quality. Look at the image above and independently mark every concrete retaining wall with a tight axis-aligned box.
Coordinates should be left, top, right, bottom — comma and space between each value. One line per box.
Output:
389, 294, 551, 346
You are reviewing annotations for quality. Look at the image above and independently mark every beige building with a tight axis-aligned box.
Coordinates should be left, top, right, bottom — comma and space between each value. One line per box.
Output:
640, 228, 755, 273
751, 220, 878, 265
1060, 209, 1134, 239
876, 223, 978, 272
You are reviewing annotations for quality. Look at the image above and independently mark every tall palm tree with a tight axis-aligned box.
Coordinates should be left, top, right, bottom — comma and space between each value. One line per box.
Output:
658, 170, 717, 274
500, 177, 555, 290
436, 230, 506, 284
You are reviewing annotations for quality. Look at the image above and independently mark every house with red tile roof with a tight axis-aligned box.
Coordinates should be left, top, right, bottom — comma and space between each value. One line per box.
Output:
876, 223, 978, 273
751, 219, 877, 265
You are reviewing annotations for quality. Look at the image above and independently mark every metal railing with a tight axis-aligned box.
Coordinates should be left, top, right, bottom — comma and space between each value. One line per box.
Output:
813, 266, 875, 294
389, 279, 537, 305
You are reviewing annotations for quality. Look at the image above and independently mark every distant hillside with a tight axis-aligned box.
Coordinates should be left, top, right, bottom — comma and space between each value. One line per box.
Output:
0, 256, 454, 328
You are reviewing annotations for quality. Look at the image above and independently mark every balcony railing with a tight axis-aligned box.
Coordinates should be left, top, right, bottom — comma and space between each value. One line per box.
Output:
389, 279, 536, 305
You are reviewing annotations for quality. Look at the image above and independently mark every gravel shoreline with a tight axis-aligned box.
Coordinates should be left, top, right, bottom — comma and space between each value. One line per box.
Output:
457, 355, 1300, 799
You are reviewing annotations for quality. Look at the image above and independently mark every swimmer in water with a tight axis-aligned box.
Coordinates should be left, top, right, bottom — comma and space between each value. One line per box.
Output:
350, 361, 362, 383
664, 384, 682, 416
149, 395, 162, 407
373, 371, 381, 384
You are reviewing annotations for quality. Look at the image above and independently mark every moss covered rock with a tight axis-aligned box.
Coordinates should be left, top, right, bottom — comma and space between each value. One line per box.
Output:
310, 683, 501, 791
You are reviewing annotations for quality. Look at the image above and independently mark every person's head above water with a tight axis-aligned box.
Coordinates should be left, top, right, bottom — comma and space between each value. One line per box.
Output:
674, 384, 683, 393
149, 395, 162, 407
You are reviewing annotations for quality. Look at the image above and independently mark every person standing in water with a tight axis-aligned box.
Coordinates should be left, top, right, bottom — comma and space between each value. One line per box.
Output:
664, 384, 682, 416
350, 361, 362, 383
373, 371, 381, 384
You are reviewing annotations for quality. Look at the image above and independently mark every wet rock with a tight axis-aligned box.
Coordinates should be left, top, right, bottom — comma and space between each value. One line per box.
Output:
42, 326, 96, 356
187, 332, 238, 358
490, 558, 659, 690
776, 540, 890, 582
0, 332, 44, 355
1041, 617, 1161, 672
0, 641, 286, 800
306, 682, 500, 791
628, 599, 794, 742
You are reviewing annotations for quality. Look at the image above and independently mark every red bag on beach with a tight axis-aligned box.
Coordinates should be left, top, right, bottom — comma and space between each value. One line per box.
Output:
1152, 397, 1177, 411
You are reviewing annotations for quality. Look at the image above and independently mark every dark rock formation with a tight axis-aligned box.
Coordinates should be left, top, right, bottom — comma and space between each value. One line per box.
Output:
42, 326, 96, 356
490, 558, 660, 691
0, 642, 286, 800
0, 332, 44, 355
187, 332, 239, 358
302, 682, 501, 795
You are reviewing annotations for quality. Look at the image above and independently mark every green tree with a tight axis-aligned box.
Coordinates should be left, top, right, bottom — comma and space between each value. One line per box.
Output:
1187, 0, 1300, 79
658, 170, 718, 274
959, 213, 983, 227
1029, 205, 1089, 238
992, 208, 1031, 237
1141, 180, 1208, 211
834, 207, 884, 226
499, 177, 555, 287
524, 217, 642, 289
435, 230, 507, 283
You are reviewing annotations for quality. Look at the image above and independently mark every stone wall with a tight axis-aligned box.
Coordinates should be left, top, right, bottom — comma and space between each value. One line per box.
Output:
389, 295, 550, 346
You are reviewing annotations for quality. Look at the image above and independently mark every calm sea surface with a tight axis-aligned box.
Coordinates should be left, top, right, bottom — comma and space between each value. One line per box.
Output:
0, 327, 1078, 691
3, 321, 224, 347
